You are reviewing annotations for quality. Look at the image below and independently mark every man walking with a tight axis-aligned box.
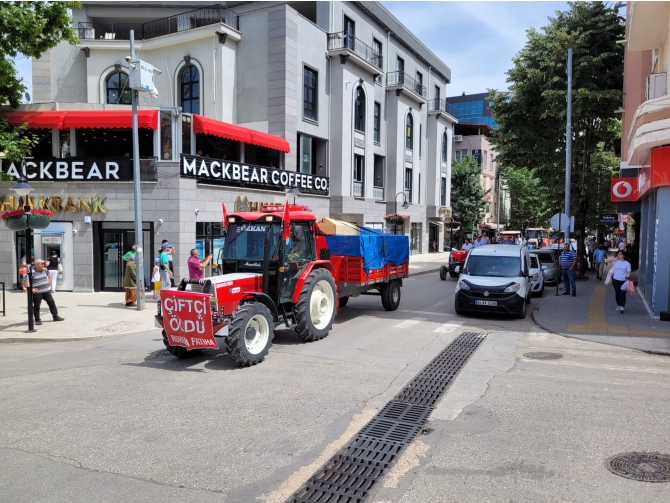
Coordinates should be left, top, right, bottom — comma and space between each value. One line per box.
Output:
559, 243, 578, 296
23, 259, 64, 325
162, 240, 176, 286
159, 243, 174, 290
594, 243, 606, 280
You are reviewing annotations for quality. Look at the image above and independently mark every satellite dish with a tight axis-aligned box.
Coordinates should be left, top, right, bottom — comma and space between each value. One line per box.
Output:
24, 92, 31, 102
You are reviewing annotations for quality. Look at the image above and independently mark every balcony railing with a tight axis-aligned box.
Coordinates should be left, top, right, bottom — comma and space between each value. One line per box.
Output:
373, 186, 384, 201
386, 72, 427, 100
445, 102, 458, 117
428, 98, 459, 118
353, 181, 363, 197
78, 4, 239, 41
327, 32, 383, 70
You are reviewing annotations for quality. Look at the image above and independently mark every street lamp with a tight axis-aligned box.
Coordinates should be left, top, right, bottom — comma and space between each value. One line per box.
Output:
286, 186, 300, 205
393, 191, 410, 235
11, 175, 36, 332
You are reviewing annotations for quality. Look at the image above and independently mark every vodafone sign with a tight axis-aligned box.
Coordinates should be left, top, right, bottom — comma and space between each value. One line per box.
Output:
611, 178, 639, 202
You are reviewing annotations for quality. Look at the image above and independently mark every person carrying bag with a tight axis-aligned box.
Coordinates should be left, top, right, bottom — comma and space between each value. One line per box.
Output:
606, 251, 632, 313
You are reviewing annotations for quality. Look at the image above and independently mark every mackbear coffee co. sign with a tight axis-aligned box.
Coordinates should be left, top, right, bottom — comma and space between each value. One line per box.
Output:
1, 158, 133, 181
181, 154, 329, 195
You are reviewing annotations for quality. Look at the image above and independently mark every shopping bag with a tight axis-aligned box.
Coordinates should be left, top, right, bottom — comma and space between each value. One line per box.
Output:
621, 280, 630, 292
627, 280, 635, 296
605, 268, 614, 285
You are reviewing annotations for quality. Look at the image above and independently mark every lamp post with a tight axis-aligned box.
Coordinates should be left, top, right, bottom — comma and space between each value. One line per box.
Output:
394, 191, 410, 235
11, 175, 36, 332
286, 186, 300, 205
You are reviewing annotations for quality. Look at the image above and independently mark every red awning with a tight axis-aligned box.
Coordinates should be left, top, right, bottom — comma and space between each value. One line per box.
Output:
1, 111, 68, 129
193, 114, 290, 153
63, 110, 159, 129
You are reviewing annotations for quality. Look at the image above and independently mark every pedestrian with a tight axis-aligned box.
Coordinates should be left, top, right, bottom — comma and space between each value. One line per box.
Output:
151, 257, 161, 300
22, 259, 64, 325
462, 238, 473, 252
594, 244, 606, 280
162, 239, 176, 286
618, 239, 626, 252
606, 251, 632, 313
473, 235, 482, 248
124, 255, 137, 306
123, 243, 137, 262
188, 248, 213, 292
45, 250, 61, 293
159, 243, 174, 289
559, 243, 578, 296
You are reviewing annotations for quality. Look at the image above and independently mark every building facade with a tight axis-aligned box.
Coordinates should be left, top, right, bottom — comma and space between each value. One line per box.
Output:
618, 1, 670, 317
0, 1, 456, 291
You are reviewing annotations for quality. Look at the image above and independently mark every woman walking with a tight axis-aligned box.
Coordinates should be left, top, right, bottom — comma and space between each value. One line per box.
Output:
606, 251, 631, 313
124, 255, 137, 306
46, 250, 60, 292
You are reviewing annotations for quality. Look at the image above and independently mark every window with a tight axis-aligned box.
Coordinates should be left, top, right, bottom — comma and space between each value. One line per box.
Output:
106, 72, 131, 104
441, 130, 448, 162
404, 167, 412, 202
354, 155, 364, 182
440, 177, 446, 206
354, 86, 365, 132
287, 222, 314, 263
160, 111, 173, 160
181, 65, 200, 114
405, 113, 413, 150
344, 15, 355, 50
299, 134, 314, 174
396, 56, 404, 84
372, 38, 382, 69
483, 150, 488, 169
455, 149, 468, 161
373, 102, 381, 143
415, 71, 423, 94
419, 124, 422, 158
303, 66, 317, 121
434, 85, 440, 102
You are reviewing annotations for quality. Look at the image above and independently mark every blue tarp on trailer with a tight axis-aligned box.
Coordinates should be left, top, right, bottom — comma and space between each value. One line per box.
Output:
325, 227, 410, 273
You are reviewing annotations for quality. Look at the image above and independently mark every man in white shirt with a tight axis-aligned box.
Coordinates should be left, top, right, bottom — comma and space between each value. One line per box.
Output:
473, 236, 482, 248
481, 234, 489, 245
462, 239, 473, 251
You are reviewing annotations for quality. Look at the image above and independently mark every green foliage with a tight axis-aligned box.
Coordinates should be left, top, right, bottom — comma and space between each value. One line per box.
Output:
0, 1, 80, 168
501, 166, 553, 231
489, 2, 624, 249
451, 155, 488, 236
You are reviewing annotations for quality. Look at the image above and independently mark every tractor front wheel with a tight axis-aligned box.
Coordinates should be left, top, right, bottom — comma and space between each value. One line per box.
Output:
226, 303, 274, 366
162, 330, 203, 359
294, 268, 337, 342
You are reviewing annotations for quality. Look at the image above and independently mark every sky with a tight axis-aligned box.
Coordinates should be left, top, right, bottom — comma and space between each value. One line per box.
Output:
13, 1, 569, 103
382, 1, 568, 96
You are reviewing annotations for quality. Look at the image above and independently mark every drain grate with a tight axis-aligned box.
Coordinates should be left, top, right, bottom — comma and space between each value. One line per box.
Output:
285, 331, 486, 503
524, 351, 564, 360
96, 321, 141, 333
605, 452, 670, 482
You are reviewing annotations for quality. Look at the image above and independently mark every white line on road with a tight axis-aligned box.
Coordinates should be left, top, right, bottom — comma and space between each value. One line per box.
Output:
433, 321, 464, 333
393, 317, 427, 329
400, 309, 455, 317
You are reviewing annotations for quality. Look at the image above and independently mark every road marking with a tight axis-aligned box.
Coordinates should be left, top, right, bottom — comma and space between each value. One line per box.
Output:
393, 317, 427, 329
433, 321, 464, 333
401, 309, 455, 317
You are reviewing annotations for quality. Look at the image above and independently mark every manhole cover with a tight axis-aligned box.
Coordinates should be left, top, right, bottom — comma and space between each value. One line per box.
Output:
605, 452, 670, 482
524, 351, 564, 360
96, 321, 141, 333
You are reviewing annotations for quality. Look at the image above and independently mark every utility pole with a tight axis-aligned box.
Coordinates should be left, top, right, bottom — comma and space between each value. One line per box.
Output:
565, 48, 572, 235
496, 169, 501, 233
130, 30, 145, 310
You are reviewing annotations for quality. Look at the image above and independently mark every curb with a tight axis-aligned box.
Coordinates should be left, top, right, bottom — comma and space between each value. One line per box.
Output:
0, 327, 157, 344
409, 266, 442, 277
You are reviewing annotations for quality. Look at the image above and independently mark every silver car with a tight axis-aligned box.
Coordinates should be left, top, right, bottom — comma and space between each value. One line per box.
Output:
529, 254, 545, 296
531, 250, 559, 284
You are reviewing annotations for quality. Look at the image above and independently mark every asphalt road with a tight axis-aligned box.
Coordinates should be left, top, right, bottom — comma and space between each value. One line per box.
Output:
1, 273, 669, 502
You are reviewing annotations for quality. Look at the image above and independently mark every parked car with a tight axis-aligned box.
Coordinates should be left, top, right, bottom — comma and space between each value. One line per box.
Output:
454, 245, 532, 319
528, 253, 545, 296
530, 249, 559, 285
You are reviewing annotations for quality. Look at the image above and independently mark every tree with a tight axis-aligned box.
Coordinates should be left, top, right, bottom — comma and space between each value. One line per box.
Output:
489, 2, 624, 254
0, 1, 80, 179
451, 155, 488, 237
501, 166, 553, 231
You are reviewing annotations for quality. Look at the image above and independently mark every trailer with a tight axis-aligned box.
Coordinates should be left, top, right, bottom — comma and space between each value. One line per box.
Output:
155, 205, 409, 366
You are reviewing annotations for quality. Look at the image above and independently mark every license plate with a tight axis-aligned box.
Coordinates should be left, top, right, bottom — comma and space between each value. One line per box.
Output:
475, 300, 497, 306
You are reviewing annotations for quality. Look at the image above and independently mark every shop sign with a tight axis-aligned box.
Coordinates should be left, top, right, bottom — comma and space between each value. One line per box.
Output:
611, 178, 639, 202
599, 214, 618, 225
0, 195, 106, 213
160, 290, 218, 350
1, 158, 133, 181
181, 154, 329, 195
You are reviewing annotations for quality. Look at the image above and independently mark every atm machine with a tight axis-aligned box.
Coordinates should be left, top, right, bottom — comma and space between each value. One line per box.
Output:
32, 222, 74, 291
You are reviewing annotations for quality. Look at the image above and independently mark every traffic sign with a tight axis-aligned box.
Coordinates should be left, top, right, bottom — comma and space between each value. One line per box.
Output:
550, 213, 573, 233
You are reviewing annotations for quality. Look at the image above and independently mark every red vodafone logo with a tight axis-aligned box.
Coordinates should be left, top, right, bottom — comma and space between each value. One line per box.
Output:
611, 178, 638, 202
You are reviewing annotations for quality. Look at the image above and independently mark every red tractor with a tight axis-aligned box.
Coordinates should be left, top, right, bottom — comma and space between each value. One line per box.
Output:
440, 248, 468, 279
155, 204, 409, 366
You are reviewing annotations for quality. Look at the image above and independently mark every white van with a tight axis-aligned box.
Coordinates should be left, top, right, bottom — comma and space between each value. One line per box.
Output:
454, 244, 532, 318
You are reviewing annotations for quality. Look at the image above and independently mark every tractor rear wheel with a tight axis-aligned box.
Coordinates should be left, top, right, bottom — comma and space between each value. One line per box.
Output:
381, 280, 401, 311
226, 303, 274, 366
439, 266, 447, 281
339, 296, 349, 308
294, 268, 337, 342
162, 330, 203, 359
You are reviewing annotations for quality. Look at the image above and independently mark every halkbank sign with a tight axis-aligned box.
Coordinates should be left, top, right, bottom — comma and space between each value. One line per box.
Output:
180, 154, 329, 196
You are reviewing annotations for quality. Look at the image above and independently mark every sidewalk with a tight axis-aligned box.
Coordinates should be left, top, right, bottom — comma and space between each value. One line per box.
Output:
533, 264, 670, 354
408, 251, 450, 275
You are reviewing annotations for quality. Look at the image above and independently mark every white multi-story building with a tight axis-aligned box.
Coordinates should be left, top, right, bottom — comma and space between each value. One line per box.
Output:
0, 1, 456, 291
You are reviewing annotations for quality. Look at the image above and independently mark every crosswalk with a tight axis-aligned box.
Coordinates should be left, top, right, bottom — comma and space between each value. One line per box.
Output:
391, 317, 465, 332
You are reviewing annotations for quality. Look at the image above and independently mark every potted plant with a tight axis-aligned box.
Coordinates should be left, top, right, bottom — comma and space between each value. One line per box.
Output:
1, 208, 53, 231
385, 213, 408, 225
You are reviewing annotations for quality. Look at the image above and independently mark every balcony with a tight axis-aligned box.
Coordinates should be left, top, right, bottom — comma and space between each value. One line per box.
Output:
427, 98, 458, 121
626, 94, 670, 165
353, 181, 364, 197
327, 32, 383, 75
386, 72, 427, 104
373, 186, 384, 201
78, 4, 239, 41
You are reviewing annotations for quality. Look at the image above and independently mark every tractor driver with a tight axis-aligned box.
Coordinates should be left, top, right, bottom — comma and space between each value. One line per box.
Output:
287, 224, 309, 262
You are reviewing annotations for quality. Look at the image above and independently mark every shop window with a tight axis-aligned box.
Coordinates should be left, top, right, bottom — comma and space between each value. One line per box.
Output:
106, 72, 131, 105
405, 113, 413, 150
181, 65, 200, 114
354, 86, 365, 132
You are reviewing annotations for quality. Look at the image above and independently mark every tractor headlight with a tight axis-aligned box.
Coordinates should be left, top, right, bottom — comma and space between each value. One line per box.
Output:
503, 283, 521, 293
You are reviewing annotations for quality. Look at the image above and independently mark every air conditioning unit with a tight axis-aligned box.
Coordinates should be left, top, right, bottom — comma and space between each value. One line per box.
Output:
453, 135, 463, 142
646, 73, 667, 100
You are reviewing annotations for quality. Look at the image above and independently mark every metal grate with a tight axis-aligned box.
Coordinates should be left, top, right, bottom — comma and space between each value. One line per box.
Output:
285, 331, 486, 502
